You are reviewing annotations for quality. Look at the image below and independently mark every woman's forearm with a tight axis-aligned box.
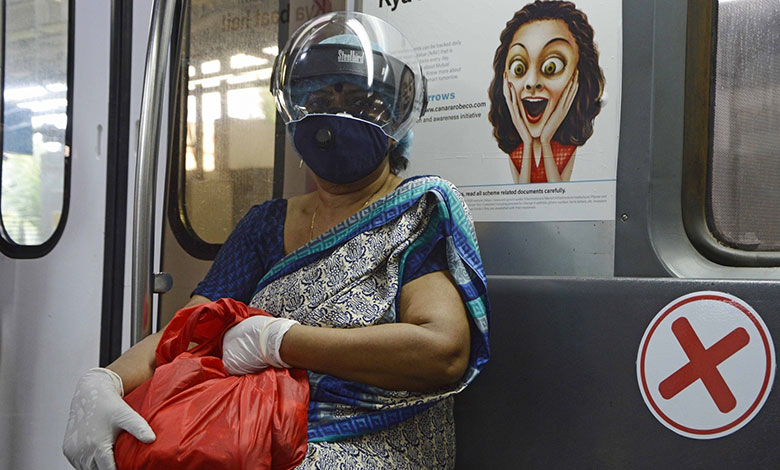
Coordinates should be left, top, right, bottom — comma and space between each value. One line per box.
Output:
279, 322, 469, 392
106, 330, 162, 394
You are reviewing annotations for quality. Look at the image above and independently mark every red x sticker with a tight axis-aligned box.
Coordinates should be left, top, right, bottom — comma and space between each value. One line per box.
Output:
637, 291, 775, 439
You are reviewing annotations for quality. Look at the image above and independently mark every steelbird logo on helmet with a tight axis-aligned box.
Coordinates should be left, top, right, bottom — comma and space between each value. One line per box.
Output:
337, 49, 364, 64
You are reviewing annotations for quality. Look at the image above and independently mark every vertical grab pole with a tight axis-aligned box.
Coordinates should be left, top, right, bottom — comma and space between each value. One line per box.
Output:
131, 0, 178, 345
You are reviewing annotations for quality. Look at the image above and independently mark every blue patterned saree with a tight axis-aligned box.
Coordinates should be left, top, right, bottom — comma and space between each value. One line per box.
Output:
248, 176, 490, 443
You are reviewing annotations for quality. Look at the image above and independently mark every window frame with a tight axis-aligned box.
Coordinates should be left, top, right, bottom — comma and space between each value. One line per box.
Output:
166, 1, 288, 261
0, 0, 75, 259
165, 2, 222, 260
681, 0, 780, 267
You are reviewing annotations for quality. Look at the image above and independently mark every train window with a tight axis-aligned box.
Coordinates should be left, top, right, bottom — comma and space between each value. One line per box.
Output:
169, 1, 344, 259
168, 0, 284, 259
0, 0, 72, 258
683, 0, 780, 266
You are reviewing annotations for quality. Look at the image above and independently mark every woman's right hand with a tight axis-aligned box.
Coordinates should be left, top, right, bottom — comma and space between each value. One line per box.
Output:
62, 368, 155, 470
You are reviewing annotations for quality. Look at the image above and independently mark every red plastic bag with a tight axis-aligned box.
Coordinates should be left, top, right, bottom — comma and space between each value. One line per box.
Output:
114, 298, 309, 470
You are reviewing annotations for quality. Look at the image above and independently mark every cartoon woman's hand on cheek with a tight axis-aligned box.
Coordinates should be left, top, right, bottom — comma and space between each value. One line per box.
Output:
541, 71, 579, 145
503, 71, 532, 183
503, 71, 532, 144
539, 71, 578, 182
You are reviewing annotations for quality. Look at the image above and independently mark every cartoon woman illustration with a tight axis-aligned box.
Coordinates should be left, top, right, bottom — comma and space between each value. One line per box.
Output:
488, 0, 604, 183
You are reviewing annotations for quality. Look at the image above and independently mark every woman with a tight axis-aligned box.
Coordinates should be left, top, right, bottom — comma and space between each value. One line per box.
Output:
488, 0, 605, 183
63, 12, 489, 470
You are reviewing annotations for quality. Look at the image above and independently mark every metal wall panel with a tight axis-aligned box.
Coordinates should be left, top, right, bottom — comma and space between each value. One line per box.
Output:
476, 221, 614, 277
455, 276, 780, 468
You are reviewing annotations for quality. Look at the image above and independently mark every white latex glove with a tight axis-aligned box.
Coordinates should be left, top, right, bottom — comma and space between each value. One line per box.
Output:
222, 315, 299, 374
62, 368, 155, 470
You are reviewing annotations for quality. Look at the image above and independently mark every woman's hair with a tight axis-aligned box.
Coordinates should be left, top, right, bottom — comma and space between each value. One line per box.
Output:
488, 0, 605, 154
388, 130, 412, 174
388, 150, 409, 175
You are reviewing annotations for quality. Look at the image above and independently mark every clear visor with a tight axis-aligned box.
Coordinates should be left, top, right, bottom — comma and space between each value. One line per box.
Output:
271, 11, 427, 141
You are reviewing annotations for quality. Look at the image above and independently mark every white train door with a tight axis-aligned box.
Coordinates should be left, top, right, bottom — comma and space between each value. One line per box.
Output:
0, 1, 113, 469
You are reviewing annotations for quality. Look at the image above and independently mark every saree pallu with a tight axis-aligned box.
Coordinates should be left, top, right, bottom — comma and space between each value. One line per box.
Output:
248, 176, 490, 467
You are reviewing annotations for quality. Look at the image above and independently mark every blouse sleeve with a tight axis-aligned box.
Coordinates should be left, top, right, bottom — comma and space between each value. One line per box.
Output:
192, 199, 286, 304
401, 238, 449, 284
397, 176, 470, 286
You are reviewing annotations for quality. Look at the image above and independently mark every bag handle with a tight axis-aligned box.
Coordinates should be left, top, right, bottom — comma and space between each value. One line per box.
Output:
156, 298, 249, 365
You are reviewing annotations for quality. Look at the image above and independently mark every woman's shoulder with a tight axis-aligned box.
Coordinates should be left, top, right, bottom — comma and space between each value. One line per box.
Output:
399, 174, 464, 197
401, 175, 474, 222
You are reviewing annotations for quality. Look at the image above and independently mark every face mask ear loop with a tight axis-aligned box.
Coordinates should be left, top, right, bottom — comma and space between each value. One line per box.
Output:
299, 159, 304, 169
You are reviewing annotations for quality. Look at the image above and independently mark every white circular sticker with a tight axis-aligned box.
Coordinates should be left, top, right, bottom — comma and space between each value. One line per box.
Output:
637, 291, 775, 439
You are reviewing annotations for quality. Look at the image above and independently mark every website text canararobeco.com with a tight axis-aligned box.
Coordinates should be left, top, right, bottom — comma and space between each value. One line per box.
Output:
426, 101, 488, 113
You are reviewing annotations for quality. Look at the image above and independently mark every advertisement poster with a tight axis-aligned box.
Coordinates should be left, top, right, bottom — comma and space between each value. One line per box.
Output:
363, 0, 622, 222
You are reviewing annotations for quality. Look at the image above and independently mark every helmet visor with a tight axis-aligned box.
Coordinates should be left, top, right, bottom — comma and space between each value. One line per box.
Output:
272, 12, 426, 141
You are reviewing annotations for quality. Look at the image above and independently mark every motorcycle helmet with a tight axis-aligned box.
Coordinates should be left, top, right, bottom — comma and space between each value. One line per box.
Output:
271, 11, 428, 143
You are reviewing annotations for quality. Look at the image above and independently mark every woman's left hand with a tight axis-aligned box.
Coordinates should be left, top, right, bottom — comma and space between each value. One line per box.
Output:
540, 71, 579, 145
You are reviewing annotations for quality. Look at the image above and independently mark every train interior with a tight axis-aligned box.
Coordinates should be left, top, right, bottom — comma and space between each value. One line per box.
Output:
2, 0, 780, 468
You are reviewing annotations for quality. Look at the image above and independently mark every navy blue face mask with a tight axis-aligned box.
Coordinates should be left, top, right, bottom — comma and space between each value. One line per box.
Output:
291, 114, 389, 184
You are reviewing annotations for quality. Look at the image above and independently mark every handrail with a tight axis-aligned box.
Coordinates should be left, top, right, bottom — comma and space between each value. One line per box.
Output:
131, 0, 178, 345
